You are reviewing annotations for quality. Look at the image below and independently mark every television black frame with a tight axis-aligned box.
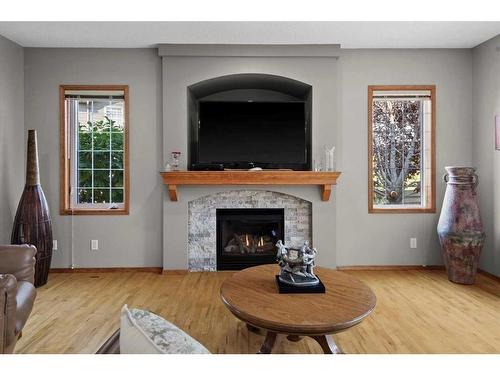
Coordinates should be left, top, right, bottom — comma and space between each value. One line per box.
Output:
188, 73, 312, 171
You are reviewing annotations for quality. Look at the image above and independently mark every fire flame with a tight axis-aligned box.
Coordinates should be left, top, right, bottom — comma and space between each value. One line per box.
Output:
243, 234, 265, 248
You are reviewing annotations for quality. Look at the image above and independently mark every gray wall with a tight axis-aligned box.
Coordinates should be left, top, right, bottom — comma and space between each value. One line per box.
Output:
337, 49, 474, 267
472, 35, 500, 277
162, 56, 339, 269
0, 35, 24, 244
17, 45, 484, 270
24, 48, 163, 268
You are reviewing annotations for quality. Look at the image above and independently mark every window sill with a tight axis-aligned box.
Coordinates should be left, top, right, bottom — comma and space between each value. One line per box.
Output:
369, 206, 436, 214
60, 207, 129, 215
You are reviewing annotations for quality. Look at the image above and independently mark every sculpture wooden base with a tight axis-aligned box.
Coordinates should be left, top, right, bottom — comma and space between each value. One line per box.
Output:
275, 275, 325, 294
257, 330, 343, 354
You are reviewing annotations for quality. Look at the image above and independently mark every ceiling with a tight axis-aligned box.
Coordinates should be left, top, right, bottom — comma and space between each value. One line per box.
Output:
0, 21, 499, 49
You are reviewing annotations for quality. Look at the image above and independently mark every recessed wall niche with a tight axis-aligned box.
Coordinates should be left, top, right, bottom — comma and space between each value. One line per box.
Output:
187, 73, 313, 170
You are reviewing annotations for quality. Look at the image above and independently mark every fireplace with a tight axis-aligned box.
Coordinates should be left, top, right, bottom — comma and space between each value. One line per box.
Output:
216, 208, 284, 270
187, 191, 312, 271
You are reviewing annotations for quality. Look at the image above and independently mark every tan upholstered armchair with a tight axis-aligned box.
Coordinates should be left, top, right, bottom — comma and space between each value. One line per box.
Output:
0, 244, 37, 354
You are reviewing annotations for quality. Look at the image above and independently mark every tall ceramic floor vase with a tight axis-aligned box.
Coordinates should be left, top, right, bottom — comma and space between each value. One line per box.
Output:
11, 130, 53, 287
437, 167, 485, 285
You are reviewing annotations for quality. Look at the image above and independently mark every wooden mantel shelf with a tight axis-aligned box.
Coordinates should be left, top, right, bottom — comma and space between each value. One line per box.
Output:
160, 170, 341, 202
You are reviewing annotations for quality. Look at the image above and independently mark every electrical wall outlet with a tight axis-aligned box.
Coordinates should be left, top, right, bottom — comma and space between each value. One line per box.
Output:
410, 237, 417, 249
53, 239, 58, 251
91, 240, 99, 251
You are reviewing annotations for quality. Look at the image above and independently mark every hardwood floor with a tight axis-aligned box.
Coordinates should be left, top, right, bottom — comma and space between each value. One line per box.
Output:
15, 269, 500, 354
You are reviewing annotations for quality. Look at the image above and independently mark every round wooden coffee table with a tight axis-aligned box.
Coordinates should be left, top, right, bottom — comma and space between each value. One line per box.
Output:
220, 264, 376, 354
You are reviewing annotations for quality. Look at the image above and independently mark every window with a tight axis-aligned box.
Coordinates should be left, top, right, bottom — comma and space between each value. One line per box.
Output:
60, 85, 129, 215
368, 86, 435, 213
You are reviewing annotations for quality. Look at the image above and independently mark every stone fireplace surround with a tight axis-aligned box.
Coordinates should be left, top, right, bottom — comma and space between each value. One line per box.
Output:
164, 184, 336, 271
161, 45, 339, 271
188, 190, 312, 271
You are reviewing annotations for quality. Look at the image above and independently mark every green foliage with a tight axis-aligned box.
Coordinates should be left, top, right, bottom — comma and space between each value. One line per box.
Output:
79, 133, 92, 150
93, 152, 110, 169
111, 189, 123, 203
77, 116, 125, 204
111, 152, 123, 169
78, 189, 92, 203
93, 133, 110, 150
93, 170, 110, 187
78, 170, 92, 187
94, 189, 110, 203
111, 133, 124, 150
78, 152, 92, 168
111, 170, 123, 187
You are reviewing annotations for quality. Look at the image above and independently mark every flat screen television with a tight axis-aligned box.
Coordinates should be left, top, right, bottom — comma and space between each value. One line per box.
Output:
192, 101, 310, 170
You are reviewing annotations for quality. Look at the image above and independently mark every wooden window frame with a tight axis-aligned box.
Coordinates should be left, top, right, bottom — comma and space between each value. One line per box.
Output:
368, 85, 436, 214
60, 85, 130, 215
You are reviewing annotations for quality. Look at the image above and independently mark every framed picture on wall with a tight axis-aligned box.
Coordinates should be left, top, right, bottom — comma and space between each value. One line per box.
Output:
496, 115, 500, 150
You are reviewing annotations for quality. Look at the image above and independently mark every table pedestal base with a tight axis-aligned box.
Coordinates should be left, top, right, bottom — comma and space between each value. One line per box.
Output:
258, 332, 278, 354
310, 335, 343, 354
257, 330, 343, 354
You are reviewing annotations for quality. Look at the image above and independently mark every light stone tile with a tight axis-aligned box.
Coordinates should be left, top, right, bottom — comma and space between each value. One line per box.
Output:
187, 190, 312, 271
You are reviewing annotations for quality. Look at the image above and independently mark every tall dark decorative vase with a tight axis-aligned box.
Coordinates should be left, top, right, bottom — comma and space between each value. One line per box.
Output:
11, 130, 53, 287
437, 167, 485, 284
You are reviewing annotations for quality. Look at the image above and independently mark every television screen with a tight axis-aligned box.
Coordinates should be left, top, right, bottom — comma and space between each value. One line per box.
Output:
198, 101, 307, 167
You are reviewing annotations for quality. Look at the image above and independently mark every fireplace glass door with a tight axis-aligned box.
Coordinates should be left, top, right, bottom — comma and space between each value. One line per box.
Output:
216, 208, 284, 270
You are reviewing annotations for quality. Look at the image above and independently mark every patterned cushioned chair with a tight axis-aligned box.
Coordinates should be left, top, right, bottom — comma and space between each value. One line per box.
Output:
96, 329, 121, 354
96, 305, 209, 354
